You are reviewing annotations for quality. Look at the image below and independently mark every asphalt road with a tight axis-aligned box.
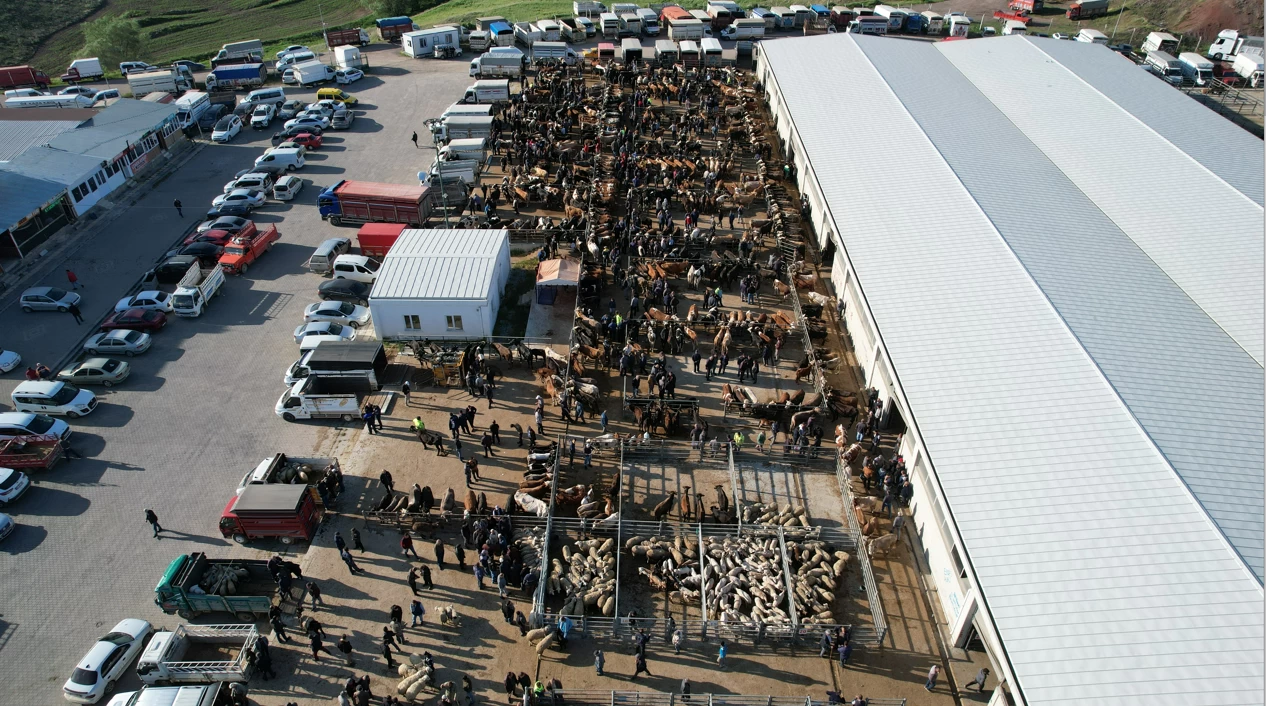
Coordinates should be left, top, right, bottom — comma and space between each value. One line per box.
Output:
0, 45, 471, 702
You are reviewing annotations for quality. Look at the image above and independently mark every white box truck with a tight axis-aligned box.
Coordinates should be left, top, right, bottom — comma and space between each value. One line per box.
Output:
174, 91, 211, 128
1142, 32, 1179, 54
284, 60, 336, 86
1178, 52, 1214, 85
600, 12, 621, 38
127, 68, 189, 97
403, 27, 462, 58
638, 8, 661, 35
669, 18, 707, 41
531, 42, 580, 64
335, 45, 367, 69
574, 1, 607, 17
722, 18, 766, 40
655, 39, 679, 64
1145, 50, 1184, 85
432, 114, 496, 141
1076, 28, 1108, 44
536, 19, 563, 41
1002, 20, 1027, 35
1232, 52, 1264, 87
438, 137, 488, 163
61, 58, 103, 83
462, 79, 512, 103
469, 49, 525, 77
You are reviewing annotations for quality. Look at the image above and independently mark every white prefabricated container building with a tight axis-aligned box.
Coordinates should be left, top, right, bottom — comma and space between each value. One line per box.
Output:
403, 26, 462, 58
369, 228, 511, 339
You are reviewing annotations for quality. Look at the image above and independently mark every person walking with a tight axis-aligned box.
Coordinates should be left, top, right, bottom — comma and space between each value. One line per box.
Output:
454, 437, 464, 462
337, 634, 354, 666
383, 625, 403, 653
68, 302, 84, 325
306, 581, 324, 611
924, 664, 940, 691
173, 199, 183, 217
497, 571, 508, 599
502, 599, 515, 624
819, 629, 832, 658
681, 679, 691, 702
408, 567, 420, 595
382, 640, 397, 670
632, 653, 651, 679
583, 442, 593, 469
964, 668, 990, 692
401, 533, 420, 559
411, 131, 419, 148
434, 538, 447, 569
474, 563, 486, 590
380, 469, 395, 494
340, 548, 363, 574
463, 675, 476, 706
672, 629, 684, 655
593, 649, 605, 676
65, 269, 81, 289
838, 641, 852, 667
352, 528, 366, 552
310, 633, 332, 661
411, 599, 426, 627
363, 409, 378, 434
144, 509, 162, 538
269, 615, 290, 643
486, 384, 495, 408
420, 564, 434, 589
717, 641, 728, 670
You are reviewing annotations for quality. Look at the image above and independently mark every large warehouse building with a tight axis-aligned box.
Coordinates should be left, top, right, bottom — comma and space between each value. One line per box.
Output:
757, 34, 1264, 705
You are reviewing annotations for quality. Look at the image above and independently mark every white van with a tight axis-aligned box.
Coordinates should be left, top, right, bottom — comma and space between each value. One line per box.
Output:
255, 147, 306, 171
246, 87, 287, 106
0, 411, 72, 440
11, 381, 97, 418
332, 254, 381, 283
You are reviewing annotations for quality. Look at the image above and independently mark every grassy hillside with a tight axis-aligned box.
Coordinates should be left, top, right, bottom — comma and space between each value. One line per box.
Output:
1, 0, 104, 68
31, 0, 374, 75
411, 0, 713, 28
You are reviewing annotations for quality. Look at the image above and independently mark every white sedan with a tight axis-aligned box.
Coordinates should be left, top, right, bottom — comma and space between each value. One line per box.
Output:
304, 301, 371, 328
293, 321, 356, 344
284, 115, 330, 132
62, 618, 152, 703
212, 189, 267, 210
0, 348, 20, 373
114, 291, 173, 313
336, 68, 364, 85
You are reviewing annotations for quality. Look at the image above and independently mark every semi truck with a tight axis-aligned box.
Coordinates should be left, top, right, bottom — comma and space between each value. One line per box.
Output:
154, 552, 288, 619
1066, 0, 1108, 20
319, 180, 435, 226
0, 65, 51, 90
137, 624, 257, 685
276, 376, 367, 421
127, 68, 190, 97
326, 27, 371, 48
204, 64, 268, 92
469, 49, 525, 78
171, 262, 225, 317
1207, 29, 1264, 61
285, 340, 389, 387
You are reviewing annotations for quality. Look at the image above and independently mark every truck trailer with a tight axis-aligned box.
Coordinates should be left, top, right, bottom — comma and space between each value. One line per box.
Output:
1066, 0, 1108, 20
137, 624, 258, 685
127, 68, 190, 97
154, 552, 289, 619
0, 65, 51, 90
469, 49, 525, 78
377, 16, 417, 42
326, 27, 371, 48
319, 180, 435, 226
204, 64, 268, 92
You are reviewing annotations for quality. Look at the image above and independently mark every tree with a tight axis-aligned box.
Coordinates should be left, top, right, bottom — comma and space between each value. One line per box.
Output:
374, 0, 419, 16
81, 15, 146, 74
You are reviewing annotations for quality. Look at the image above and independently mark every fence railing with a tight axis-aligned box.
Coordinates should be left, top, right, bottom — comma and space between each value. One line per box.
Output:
549, 692, 906, 706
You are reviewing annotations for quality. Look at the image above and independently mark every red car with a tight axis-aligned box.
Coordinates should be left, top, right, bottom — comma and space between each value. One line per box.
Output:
289, 132, 322, 149
101, 308, 167, 332
184, 228, 238, 247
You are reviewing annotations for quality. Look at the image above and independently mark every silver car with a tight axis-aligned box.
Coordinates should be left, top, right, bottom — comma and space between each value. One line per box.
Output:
58, 358, 131, 387
83, 330, 151, 357
20, 286, 81, 313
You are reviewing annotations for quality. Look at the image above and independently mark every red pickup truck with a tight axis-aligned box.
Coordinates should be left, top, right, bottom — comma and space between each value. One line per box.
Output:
219, 224, 279, 275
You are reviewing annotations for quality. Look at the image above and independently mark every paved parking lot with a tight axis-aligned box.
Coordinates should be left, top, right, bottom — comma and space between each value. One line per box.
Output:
0, 46, 472, 702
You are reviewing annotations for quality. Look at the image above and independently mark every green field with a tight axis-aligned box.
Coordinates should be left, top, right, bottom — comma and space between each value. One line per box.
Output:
28, 0, 373, 76
411, 0, 713, 28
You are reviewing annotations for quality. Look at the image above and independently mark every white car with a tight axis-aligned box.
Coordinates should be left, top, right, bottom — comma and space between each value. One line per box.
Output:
84, 330, 152, 357
212, 189, 267, 210
302, 103, 336, 118
310, 99, 349, 113
0, 349, 21, 373
0, 468, 30, 505
114, 291, 173, 313
210, 115, 243, 143
276, 44, 311, 59
1052, 32, 1070, 40
59, 86, 97, 97
0, 512, 13, 541
272, 175, 304, 201
293, 321, 356, 344
62, 619, 153, 703
250, 103, 276, 129
284, 115, 330, 132
304, 301, 371, 328
336, 68, 364, 85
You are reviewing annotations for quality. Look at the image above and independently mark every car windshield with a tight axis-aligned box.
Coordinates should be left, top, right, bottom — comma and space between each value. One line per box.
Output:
123, 331, 142, 343
0, 471, 20, 491
326, 323, 345, 335
214, 117, 234, 130
99, 631, 133, 645
366, 259, 381, 272
173, 294, 194, 308
70, 668, 98, 686
101, 360, 120, 373
253, 106, 270, 116
50, 385, 81, 405
46, 288, 68, 300
26, 415, 55, 434
337, 302, 355, 314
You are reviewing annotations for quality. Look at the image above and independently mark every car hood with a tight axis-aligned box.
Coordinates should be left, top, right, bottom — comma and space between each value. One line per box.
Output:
0, 350, 19, 366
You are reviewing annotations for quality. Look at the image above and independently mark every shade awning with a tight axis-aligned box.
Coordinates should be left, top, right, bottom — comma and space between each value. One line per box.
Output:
536, 258, 581, 287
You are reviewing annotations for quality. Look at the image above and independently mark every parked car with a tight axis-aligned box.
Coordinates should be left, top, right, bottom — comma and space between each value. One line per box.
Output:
310, 99, 350, 113
176, 242, 225, 267
0, 468, 30, 505
294, 321, 356, 344
172, 59, 206, 71
1052, 32, 1070, 39
20, 287, 81, 313
0, 349, 20, 373
272, 175, 305, 201
0, 513, 14, 541
59, 86, 96, 97
236, 164, 287, 180
84, 330, 151, 356
284, 116, 330, 132
206, 203, 253, 219
336, 68, 364, 84
233, 101, 257, 119
198, 103, 228, 129
58, 358, 131, 387
276, 44, 312, 59
304, 300, 371, 327
250, 103, 276, 129
119, 61, 156, 74
331, 254, 380, 284
223, 172, 276, 194
185, 229, 238, 247
114, 291, 173, 313
278, 99, 306, 119
211, 115, 243, 143
93, 89, 119, 102
212, 189, 267, 210
62, 619, 153, 704
273, 125, 323, 143
0, 412, 70, 441
317, 278, 370, 306
196, 215, 251, 234
100, 308, 167, 333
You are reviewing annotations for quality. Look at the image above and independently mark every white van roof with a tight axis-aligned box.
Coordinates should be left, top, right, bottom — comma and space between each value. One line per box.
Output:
13, 381, 67, 396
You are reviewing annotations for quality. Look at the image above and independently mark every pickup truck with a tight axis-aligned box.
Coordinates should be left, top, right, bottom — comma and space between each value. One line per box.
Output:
236, 452, 341, 494
106, 682, 232, 706
137, 624, 257, 685
428, 157, 482, 186
218, 224, 279, 275
275, 376, 367, 421
154, 552, 293, 620
171, 264, 225, 317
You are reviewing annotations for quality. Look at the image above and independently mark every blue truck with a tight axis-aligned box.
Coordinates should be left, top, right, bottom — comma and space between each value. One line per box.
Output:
204, 63, 268, 92
377, 16, 417, 42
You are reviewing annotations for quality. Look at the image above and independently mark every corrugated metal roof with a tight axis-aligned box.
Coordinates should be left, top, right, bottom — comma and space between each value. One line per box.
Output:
46, 98, 177, 160
370, 228, 508, 300
0, 171, 67, 231
0, 119, 86, 162
938, 37, 1264, 366
759, 34, 1264, 706
2, 146, 107, 186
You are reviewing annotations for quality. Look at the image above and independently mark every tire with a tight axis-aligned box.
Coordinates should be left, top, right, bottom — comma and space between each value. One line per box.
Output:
21, 306, 32, 313
349, 321, 360, 328
236, 612, 256, 622
340, 413, 354, 422
177, 609, 194, 620
232, 533, 248, 544
105, 680, 116, 694
57, 306, 68, 312
280, 536, 295, 545
68, 411, 80, 419
125, 351, 134, 357
102, 380, 113, 388
241, 263, 249, 275
282, 412, 296, 422
330, 216, 342, 226
1214, 52, 1224, 60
